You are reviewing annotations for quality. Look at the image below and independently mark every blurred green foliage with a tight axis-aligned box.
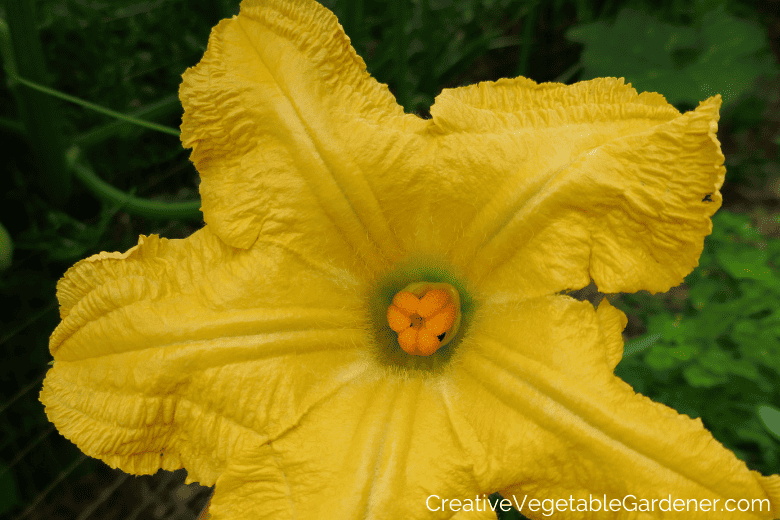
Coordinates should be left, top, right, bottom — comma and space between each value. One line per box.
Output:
325, 0, 541, 115
567, 4, 778, 109
0, 0, 778, 519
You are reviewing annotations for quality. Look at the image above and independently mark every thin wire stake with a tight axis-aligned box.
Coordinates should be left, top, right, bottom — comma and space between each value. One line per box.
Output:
12, 454, 88, 520
74, 473, 130, 520
0, 370, 47, 415
0, 425, 56, 479
0, 302, 56, 347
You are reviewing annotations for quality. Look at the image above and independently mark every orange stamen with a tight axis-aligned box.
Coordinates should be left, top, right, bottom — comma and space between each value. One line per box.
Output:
417, 289, 449, 318
386, 284, 461, 356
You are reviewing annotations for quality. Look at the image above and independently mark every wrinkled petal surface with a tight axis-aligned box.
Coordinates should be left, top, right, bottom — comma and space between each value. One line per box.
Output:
40, 1, 779, 520
181, 0, 725, 297
179, 0, 427, 275
433, 79, 725, 298
205, 371, 491, 520
41, 227, 367, 486
452, 296, 780, 519
41, 233, 780, 519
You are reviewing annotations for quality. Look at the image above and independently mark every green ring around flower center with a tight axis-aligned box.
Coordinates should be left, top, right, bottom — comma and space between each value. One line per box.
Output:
363, 254, 477, 373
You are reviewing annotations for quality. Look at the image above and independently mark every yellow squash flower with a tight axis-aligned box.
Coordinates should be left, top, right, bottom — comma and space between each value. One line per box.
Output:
41, 0, 780, 518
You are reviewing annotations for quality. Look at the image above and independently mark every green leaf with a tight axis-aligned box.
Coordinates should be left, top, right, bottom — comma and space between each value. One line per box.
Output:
0, 221, 12, 270
644, 344, 682, 370
566, 7, 778, 107
646, 312, 697, 343
757, 405, 780, 442
683, 364, 726, 388
623, 333, 661, 358
716, 247, 772, 280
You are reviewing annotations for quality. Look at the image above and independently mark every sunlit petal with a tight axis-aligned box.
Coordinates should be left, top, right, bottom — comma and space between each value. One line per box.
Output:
41, 227, 367, 485
434, 78, 724, 298
451, 296, 780, 518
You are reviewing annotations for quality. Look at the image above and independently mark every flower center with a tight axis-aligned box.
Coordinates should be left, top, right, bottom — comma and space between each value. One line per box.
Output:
386, 282, 461, 356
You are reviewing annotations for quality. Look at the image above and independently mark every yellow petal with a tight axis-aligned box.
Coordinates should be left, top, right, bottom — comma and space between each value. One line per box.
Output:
432, 77, 724, 298
179, 0, 430, 274
450, 295, 780, 519
45, 1, 769, 518
204, 372, 495, 519
40, 226, 367, 485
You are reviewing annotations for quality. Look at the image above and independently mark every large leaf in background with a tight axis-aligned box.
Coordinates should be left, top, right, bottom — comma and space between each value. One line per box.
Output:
566, 6, 778, 107
759, 405, 780, 442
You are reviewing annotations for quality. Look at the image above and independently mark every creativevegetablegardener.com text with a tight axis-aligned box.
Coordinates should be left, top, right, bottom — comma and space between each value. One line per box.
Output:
426, 494, 772, 516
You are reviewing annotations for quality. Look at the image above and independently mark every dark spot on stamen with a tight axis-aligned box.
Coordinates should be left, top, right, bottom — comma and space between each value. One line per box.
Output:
410, 314, 424, 328
702, 193, 713, 202
437, 332, 446, 341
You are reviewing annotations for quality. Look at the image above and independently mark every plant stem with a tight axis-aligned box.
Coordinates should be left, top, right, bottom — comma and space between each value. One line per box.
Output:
390, 0, 409, 111
73, 94, 182, 148
419, 0, 434, 105
66, 147, 201, 221
345, 0, 364, 49
13, 76, 180, 137
1, 1, 70, 203
0, 116, 24, 135
515, 1, 537, 78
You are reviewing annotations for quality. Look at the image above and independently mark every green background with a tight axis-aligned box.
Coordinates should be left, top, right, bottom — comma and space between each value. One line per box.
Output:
0, 0, 778, 518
